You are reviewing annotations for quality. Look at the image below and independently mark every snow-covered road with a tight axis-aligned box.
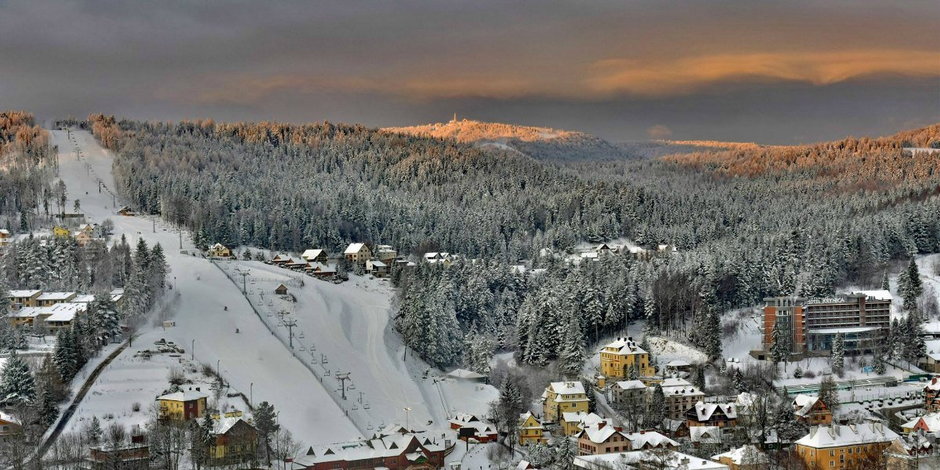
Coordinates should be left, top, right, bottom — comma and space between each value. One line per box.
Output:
50, 129, 361, 445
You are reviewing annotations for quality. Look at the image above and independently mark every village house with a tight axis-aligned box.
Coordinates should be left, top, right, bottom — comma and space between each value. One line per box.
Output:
290, 426, 454, 470
926, 378, 940, 412
208, 411, 259, 465
542, 381, 590, 423
53, 225, 71, 238
794, 420, 900, 470
117, 206, 136, 216
208, 243, 232, 258
518, 412, 547, 445
919, 340, 940, 373
622, 431, 679, 451
792, 395, 833, 426
711, 445, 769, 470
88, 442, 150, 470
610, 380, 646, 407
375, 245, 398, 263
275, 284, 289, 295
576, 421, 630, 455
560, 412, 606, 437
157, 388, 209, 421
0, 229, 10, 247
423, 252, 455, 267
301, 248, 329, 263
306, 262, 337, 278
366, 259, 390, 277
599, 337, 655, 380
0, 411, 21, 442
7, 289, 41, 308
43, 302, 88, 330
687, 402, 738, 428
901, 411, 940, 434
448, 413, 498, 443
660, 377, 705, 420
690, 426, 724, 446
344, 243, 372, 266
883, 438, 932, 470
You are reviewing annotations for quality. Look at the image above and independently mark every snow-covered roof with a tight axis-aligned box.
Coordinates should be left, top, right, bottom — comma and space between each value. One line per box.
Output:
712, 445, 768, 465
307, 262, 336, 273
795, 421, 899, 449
602, 337, 647, 356
925, 340, 940, 361
72, 294, 97, 303
853, 290, 892, 301
7, 289, 41, 298
660, 377, 703, 397
368, 260, 387, 268
518, 412, 542, 429
575, 450, 728, 470
927, 378, 940, 391
623, 431, 678, 449
614, 380, 646, 391
158, 390, 209, 402
44, 302, 87, 323
690, 426, 723, 444
692, 402, 737, 422
446, 369, 486, 380
793, 396, 824, 418
549, 381, 585, 396
294, 429, 453, 466
0, 410, 19, 424
562, 412, 605, 429
578, 422, 620, 444
902, 412, 940, 433
344, 243, 367, 254
212, 416, 249, 435
665, 359, 691, 367
301, 249, 326, 260
37, 291, 76, 301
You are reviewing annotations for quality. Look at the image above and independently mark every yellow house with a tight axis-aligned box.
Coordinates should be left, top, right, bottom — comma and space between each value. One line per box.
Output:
795, 421, 899, 470
518, 412, 547, 445
542, 381, 589, 423
599, 337, 655, 379
208, 243, 232, 258
209, 411, 259, 464
53, 226, 70, 238
157, 389, 208, 421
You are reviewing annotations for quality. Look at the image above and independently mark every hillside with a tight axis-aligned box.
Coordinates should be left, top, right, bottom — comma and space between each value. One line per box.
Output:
384, 119, 632, 161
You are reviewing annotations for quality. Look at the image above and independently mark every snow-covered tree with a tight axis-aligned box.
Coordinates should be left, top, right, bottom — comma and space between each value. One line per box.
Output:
0, 351, 35, 405
831, 333, 845, 376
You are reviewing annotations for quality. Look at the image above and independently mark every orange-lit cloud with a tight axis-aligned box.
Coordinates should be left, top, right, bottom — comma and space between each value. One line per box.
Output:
586, 49, 940, 96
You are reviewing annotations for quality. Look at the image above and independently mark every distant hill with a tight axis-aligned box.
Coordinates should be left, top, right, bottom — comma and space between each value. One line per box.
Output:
383, 119, 633, 162
616, 140, 772, 159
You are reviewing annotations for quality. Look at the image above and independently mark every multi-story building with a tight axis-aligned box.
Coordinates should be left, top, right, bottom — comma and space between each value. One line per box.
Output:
687, 402, 738, 428
610, 380, 646, 407
343, 243, 372, 266
599, 337, 655, 379
157, 388, 208, 421
763, 291, 891, 356
542, 381, 590, 423
560, 412, 606, 437
794, 421, 900, 470
660, 377, 705, 420
925, 378, 940, 412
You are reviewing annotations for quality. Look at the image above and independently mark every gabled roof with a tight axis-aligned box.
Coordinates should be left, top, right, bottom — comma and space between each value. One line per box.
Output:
344, 243, 367, 254
623, 431, 678, 449
602, 337, 648, 356
301, 249, 327, 259
902, 413, 940, 433
548, 381, 585, 396
689, 426, 723, 444
691, 402, 737, 422
577, 423, 621, 444
614, 380, 646, 391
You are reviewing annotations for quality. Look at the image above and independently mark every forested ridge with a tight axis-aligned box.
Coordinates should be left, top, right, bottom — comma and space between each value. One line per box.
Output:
89, 115, 940, 369
0, 111, 57, 232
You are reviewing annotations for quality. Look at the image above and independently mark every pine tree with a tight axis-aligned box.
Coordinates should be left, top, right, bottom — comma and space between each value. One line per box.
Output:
254, 401, 279, 462
557, 317, 585, 379
881, 271, 890, 291
645, 384, 665, 428
0, 351, 35, 405
898, 258, 924, 310
818, 376, 839, 412
88, 416, 103, 445
770, 319, 790, 368
831, 333, 845, 376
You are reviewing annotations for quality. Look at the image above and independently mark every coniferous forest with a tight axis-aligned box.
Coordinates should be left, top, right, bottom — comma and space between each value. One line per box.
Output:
88, 115, 940, 369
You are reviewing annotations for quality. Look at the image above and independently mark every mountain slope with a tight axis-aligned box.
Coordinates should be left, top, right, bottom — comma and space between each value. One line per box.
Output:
383, 119, 632, 161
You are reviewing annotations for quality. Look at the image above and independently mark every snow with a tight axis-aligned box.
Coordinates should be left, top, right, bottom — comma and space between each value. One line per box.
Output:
645, 336, 708, 364
794, 421, 899, 448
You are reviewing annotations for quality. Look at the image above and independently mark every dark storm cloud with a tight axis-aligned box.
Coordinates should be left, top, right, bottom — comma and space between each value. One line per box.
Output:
0, 0, 937, 143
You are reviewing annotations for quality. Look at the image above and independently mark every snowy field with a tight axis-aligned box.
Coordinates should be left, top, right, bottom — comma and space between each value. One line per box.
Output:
213, 259, 498, 432
50, 129, 360, 445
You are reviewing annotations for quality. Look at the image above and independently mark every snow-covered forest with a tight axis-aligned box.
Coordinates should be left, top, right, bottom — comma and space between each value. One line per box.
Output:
84, 114, 940, 370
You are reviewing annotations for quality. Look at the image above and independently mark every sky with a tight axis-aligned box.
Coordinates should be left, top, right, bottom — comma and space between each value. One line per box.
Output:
0, 0, 938, 144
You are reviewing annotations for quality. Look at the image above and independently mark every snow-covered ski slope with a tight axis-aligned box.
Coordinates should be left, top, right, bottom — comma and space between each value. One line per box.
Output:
49, 130, 360, 444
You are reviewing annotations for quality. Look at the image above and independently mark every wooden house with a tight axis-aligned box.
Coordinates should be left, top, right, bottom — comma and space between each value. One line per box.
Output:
275, 284, 289, 295
209, 412, 259, 465
306, 263, 337, 278
301, 249, 329, 263
117, 206, 136, 216
0, 411, 21, 442
366, 259, 389, 277
208, 243, 232, 258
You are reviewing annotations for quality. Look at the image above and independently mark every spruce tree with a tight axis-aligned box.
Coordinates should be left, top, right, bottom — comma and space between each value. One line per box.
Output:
253, 401, 279, 462
645, 384, 665, 428
557, 317, 585, 379
831, 333, 845, 376
0, 351, 35, 405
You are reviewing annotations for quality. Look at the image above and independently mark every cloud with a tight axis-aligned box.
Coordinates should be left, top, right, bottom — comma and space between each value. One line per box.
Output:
585, 49, 940, 97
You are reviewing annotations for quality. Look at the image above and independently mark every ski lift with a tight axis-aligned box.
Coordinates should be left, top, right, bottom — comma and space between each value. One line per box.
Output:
322, 355, 329, 364
324, 369, 331, 376
299, 346, 306, 352
367, 423, 374, 430
363, 403, 371, 410
298, 332, 305, 339
352, 404, 359, 411
348, 383, 356, 391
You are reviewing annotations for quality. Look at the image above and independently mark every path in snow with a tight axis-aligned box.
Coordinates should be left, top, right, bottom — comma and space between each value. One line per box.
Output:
49, 129, 360, 445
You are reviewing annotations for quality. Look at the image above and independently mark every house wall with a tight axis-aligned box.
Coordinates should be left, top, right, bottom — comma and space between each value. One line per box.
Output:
795, 441, 891, 469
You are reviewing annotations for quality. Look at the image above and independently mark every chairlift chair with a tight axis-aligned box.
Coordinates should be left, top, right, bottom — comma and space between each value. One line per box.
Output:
363, 403, 371, 410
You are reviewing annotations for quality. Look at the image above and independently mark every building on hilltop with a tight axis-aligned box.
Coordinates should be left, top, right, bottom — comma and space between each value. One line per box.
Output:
762, 291, 891, 357
599, 337, 655, 380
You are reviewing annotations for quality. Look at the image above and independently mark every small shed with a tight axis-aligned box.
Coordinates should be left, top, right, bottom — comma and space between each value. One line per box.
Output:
275, 284, 289, 295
